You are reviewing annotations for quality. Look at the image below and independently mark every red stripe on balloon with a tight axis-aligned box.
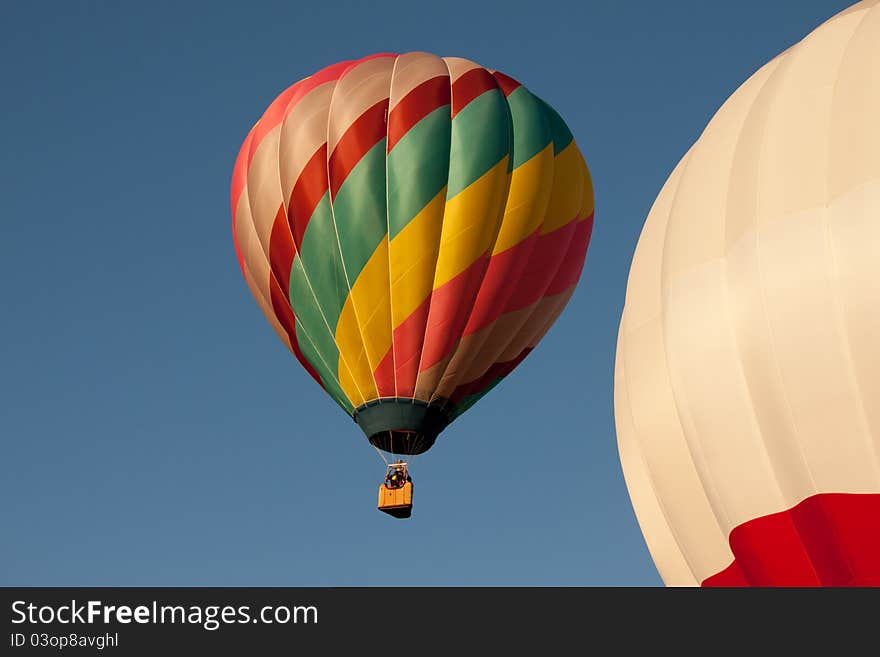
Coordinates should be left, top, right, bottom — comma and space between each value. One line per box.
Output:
384, 295, 432, 398
387, 76, 451, 152
461, 231, 539, 336
449, 347, 532, 404
268, 275, 324, 388
375, 255, 492, 397
372, 347, 397, 398
419, 255, 491, 371
287, 144, 329, 250
251, 85, 308, 161
450, 67, 499, 118
250, 59, 354, 165
268, 275, 297, 345
545, 214, 593, 296
232, 61, 354, 259
501, 220, 578, 316
491, 71, 522, 97
373, 214, 594, 395
462, 216, 587, 337
328, 99, 390, 198
234, 56, 394, 229
703, 492, 880, 587
268, 204, 296, 295
445, 216, 593, 402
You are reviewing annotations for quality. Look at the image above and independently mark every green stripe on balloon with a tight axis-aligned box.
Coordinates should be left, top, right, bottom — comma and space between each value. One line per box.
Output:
387, 106, 451, 239
506, 86, 553, 169
331, 139, 389, 283
446, 90, 511, 198
288, 254, 350, 410
295, 312, 353, 412
540, 100, 574, 154
293, 193, 350, 327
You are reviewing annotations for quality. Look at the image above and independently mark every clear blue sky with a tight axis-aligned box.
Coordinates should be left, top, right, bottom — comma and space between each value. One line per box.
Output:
0, 0, 851, 586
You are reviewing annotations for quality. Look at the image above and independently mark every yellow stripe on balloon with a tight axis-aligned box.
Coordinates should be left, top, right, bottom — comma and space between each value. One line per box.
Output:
335, 236, 391, 402
337, 348, 372, 407
433, 157, 510, 288
540, 142, 587, 235
491, 144, 555, 254
389, 188, 446, 327
576, 147, 595, 222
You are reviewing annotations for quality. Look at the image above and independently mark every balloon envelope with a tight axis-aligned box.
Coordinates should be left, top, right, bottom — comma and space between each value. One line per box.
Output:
615, 0, 880, 586
232, 52, 593, 455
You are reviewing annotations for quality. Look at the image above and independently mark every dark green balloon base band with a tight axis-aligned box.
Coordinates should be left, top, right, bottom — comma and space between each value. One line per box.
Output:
353, 398, 452, 455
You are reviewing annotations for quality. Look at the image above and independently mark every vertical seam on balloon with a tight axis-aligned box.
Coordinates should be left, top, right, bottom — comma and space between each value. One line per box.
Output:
428, 98, 562, 408
723, 47, 824, 583
418, 63, 512, 407
617, 335, 702, 586
426, 85, 543, 407
242, 175, 350, 408
410, 56, 456, 406
658, 141, 736, 551
808, 6, 880, 583
653, 156, 737, 582
750, 44, 821, 528
385, 55, 400, 399
509, 269, 577, 358
822, 5, 880, 486
231, 127, 258, 272
625, 161, 712, 585
241, 163, 355, 412
241, 250, 348, 411
325, 59, 387, 405
274, 86, 369, 410
473, 115, 582, 370
445, 184, 576, 404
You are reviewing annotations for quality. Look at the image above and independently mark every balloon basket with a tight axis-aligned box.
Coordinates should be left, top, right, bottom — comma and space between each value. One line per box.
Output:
378, 481, 413, 518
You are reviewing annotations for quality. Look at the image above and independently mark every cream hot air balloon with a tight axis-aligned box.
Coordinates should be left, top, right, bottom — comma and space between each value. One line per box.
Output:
615, 0, 880, 586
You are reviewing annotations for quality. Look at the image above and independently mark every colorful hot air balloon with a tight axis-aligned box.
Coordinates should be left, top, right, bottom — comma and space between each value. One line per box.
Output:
615, 0, 880, 585
231, 53, 593, 468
